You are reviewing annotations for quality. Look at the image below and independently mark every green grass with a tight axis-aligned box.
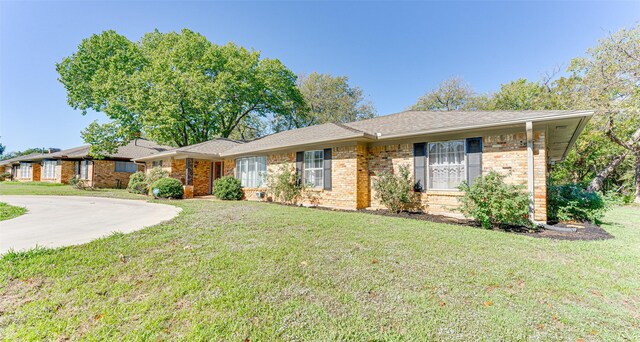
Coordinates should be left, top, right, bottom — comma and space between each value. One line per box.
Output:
0, 202, 27, 221
0, 184, 638, 340
0, 182, 145, 200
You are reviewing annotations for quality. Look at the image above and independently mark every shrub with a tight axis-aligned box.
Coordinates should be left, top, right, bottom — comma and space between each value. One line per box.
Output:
268, 165, 302, 204
458, 171, 531, 229
127, 172, 148, 194
146, 167, 169, 189
150, 177, 184, 199
213, 176, 243, 200
69, 176, 94, 190
548, 184, 606, 223
0, 172, 11, 181
372, 165, 421, 213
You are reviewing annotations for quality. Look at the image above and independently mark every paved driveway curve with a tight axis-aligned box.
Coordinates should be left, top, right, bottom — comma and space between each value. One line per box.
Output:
0, 196, 181, 254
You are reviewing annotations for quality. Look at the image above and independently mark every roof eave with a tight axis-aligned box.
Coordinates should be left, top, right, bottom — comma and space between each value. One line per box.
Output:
376, 111, 595, 141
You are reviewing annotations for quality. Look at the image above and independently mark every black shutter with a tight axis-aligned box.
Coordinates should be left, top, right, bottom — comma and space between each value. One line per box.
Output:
466, 137, 482, 186
296, 151, 304, 187
413, 143, 426, 192
323, 148, 332, 190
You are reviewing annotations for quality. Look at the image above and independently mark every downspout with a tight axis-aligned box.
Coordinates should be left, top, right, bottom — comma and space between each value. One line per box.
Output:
526, 121, 535, 223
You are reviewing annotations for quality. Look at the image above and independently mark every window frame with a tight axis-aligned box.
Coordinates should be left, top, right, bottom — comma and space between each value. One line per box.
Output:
235, 156, 267, 188
20, 162, 32, 178
42, 160, 57, 179
152, 160, 163, 168
114, 161, 138, 173
427, 139, 467, 191
303, 150, 324, 188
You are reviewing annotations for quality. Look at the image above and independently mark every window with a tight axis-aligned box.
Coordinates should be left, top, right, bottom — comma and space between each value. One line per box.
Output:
115, 161, 138, 173
152, 160, 163, 168
428, 140, 465, 190
235, 156, 267, 188
304, 150, 324, 188
76, 160, 89, 179
42, 160, 57, 179
20, 162, 32, 178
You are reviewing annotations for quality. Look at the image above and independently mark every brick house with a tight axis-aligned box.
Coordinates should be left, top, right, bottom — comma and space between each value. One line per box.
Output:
135, 110, 593, 223
2, 139, 171, 188
0, 153, 48, 182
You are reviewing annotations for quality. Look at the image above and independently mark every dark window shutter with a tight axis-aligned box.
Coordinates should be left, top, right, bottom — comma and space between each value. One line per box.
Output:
466, 137, 482, 186
413, 143, 426, 192
296, 151, 304, 187
323, 148, 332, 190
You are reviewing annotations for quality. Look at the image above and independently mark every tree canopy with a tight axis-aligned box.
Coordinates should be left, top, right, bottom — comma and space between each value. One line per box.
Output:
57, 29, 305, 157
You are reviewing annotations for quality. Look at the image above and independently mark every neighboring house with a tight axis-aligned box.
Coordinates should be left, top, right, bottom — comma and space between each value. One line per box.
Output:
134, 138, 243, 197
4, 139, 171, 188
136, 110, 594, 223
0, 152, 49, 182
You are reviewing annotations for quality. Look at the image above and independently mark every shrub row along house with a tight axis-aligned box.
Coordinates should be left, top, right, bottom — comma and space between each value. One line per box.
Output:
1, 139, 170, 188
133, 110, 593, 223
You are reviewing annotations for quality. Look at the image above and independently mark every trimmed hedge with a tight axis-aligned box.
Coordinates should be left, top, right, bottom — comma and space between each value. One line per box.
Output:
150, 178, 184, 199
127, 172, 148, 194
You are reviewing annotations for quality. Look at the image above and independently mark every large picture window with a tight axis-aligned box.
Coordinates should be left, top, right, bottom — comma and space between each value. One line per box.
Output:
304, 150, 324, 188
43, 160, 57, 179
428, 140, 465, 190
115, 161, 138, 173
20, 162, 32, 178
76, 160, 90, 179
235, 156, 267, 188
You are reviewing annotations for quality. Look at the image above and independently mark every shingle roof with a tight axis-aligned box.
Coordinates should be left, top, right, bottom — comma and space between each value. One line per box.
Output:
0, 152, 47, 166
220, 123, 376, 156
31, 139, 172, 161
134, 138, 243, 161
344, 110, 594, 138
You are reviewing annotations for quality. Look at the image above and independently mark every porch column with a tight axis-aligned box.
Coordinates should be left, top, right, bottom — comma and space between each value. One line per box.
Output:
526, 121, 535, 222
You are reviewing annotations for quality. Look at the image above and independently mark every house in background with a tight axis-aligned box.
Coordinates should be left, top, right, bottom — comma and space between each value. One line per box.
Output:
0, 151, 54, 182
149, 110, 592, 223
1, 139, 171, 188
133, 138, 243, 197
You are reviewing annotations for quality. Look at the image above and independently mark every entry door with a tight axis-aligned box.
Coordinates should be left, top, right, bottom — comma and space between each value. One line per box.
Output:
210, 161, 223, 194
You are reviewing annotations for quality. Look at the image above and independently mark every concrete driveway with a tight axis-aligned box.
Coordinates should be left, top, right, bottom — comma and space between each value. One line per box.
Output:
0, 196, 181, 254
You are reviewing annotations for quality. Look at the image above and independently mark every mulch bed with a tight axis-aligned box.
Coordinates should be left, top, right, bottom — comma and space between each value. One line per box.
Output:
300, 204, 613, 241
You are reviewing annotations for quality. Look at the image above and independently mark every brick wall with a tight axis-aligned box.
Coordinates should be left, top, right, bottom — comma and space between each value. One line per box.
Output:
91, 160, 141, 188
17, 163, 39, 182
192, 159, 212, 196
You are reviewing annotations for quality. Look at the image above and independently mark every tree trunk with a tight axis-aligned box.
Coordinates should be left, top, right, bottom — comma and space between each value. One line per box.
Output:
587, 152, 627, 193
635, 152, 640, 204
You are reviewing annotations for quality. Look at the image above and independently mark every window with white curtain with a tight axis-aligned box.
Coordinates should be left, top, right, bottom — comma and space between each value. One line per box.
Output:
428, 140, 466, 190
43, 160, 57, 179
20, 162, 32, 178
115, 161, 138, 173
235, 156, 267, 188
304, 150, 324, 188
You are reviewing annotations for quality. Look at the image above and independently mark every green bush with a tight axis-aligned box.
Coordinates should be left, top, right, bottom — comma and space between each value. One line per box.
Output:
372, 165, 421, 213
0, 172, 11, 181
268, 165, 302, 204
458, 171, 531, 229
213, 176, 243, 200
69, 176, 94, 190
548, 184, 606, 223
146, 167, 169, 189
150, 177, 184, 199
127, 172, 148, 194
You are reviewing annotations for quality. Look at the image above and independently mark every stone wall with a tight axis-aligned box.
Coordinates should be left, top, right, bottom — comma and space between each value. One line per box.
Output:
192, 159, 212, 196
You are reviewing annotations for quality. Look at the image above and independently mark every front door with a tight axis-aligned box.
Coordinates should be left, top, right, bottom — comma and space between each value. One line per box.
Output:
210, 161, 223, 194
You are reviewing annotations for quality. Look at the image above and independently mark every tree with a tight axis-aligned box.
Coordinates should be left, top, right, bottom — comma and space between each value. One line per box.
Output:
271, 72, 376, 132
411, 77, 480, 111
0, 137, 5, 156
569, 25, 640, 202
57, 29, 305, 157
1, 148, 44, 161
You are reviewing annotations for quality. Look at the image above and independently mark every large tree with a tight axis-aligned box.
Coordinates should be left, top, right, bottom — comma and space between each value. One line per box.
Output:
411, 77, 488, 111
270, 72, 376, 132
569, 25, 640, 202
57, 29, 305, 157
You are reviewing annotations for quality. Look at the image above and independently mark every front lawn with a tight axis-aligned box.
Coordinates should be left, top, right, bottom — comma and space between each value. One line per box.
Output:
0, 202, 27, 221
0, 181, 144, 200
0, 184, 638, 340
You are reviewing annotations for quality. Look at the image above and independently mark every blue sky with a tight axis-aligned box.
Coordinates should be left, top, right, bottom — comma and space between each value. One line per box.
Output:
1, 1, 638, 152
